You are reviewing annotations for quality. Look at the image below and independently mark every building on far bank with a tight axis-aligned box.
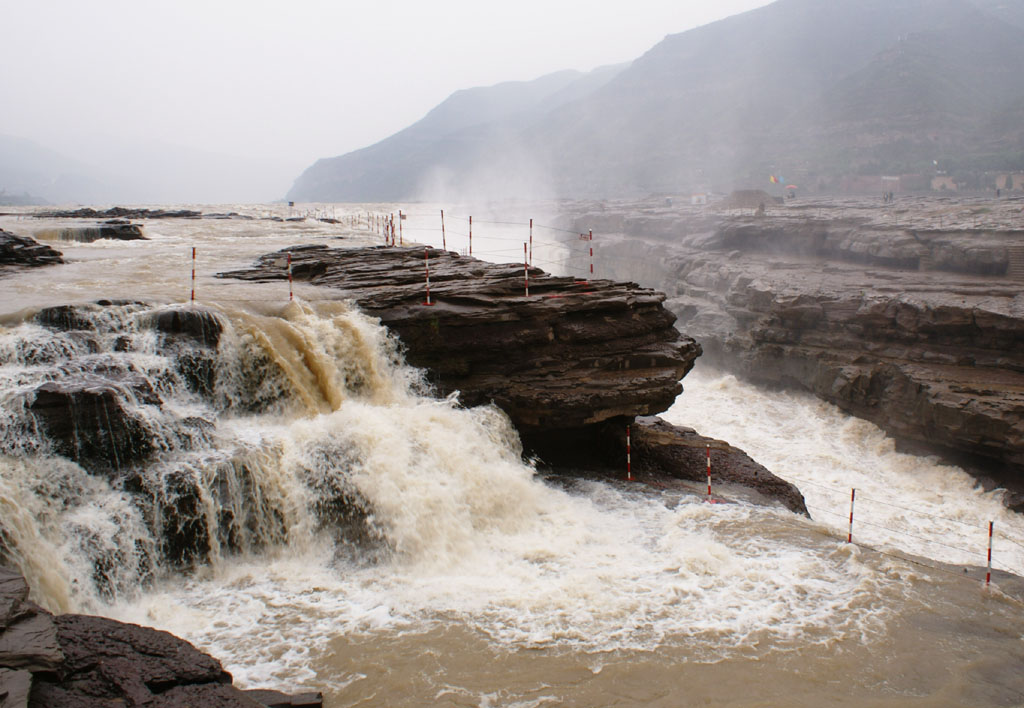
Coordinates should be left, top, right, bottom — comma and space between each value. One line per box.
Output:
881, 175, 900, 193
932, 175, 958, 191
996, 174, 1024, 191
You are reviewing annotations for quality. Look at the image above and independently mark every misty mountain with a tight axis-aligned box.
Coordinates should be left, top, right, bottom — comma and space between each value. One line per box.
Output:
289, 0, 1024, 201
1, 132, 302, 206
0, 134, 110, 204
970, 0, 1024, 29
287, 65, 627, 202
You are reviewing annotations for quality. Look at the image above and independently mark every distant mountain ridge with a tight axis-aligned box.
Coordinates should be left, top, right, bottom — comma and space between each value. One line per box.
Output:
288, 65, 627, 202
289, 0, 1024, 201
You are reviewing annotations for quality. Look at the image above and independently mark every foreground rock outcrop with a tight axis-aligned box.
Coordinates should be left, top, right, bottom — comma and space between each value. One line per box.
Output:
569, 196, 1024, 503
0, 567, 321, 708
220, 245, 702, 437
0, 230, 63, 272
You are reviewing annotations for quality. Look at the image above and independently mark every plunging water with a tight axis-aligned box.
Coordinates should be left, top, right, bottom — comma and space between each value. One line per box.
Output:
0, 205, 1022, 707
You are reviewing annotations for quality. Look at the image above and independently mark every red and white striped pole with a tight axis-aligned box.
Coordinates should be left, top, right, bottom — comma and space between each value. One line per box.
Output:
589, 229, 594, 281
626, 425, 633, 481
529, 218, 533, 266
469, 215, 473, 256
524, 243, 529, 297
423, 248, 434, 306
706, 444, 712, 496
190, 246, 196, 303
847, 489, 856, 543
287, 251, 293, 301
398, 209, 404, 246
441, 209, 447, 251
986, 521, 994, 586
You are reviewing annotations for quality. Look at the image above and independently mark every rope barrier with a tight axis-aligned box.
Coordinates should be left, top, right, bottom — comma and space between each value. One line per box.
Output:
785, 473, 1000, 531
854, 517, 978, 556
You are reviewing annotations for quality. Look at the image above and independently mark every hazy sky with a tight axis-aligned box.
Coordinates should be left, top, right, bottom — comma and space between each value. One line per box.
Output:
2, 0, 775, 202
3, 1, 775, 161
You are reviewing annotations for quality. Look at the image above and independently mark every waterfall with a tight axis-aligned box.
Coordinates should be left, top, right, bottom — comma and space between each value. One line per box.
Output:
0, 299, 497, 611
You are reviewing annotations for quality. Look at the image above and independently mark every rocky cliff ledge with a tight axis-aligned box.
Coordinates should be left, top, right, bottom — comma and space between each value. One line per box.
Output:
221, 245, 700, 436
221, 245, 805, 513
568, 196, 1024, 506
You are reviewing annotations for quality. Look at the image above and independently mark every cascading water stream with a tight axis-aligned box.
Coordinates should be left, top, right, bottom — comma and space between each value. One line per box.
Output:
1, 295, 895, 661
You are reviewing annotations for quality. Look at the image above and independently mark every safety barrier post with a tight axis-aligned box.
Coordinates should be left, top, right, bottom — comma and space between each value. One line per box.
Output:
524, 243, 529, 296
191, 246, 196, 303
848, 489, 856, 543
423, 248, 434, 306
287, 251, 293, 301
589, 229, 594, 281
399, 209, 404, 246
627, 425, 633, 481
441, 209, 447, 251
706, 444, 711, 496
529, 218, 533, 266
469, 215, 473, 256
986, 521, 994, 586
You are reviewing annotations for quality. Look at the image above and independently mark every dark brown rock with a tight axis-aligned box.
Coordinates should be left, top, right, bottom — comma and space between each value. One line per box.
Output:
50, 614, 227, 687
1, 568, 317, 708
151, 308, 223, 348
26, 614, 243, 707
0, 230, 63, 271
631, 417, 808, 515
28, 378, 158, 474
0, 569, 29, 629
0, 569, 62, 675
220, 245, 701, 436
0, 668, 32, 708
0, 614, 63, 673
528, 415, 807, 513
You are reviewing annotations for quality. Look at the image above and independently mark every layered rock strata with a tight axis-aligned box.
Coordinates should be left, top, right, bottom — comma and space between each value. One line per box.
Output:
0, 230, 63, 272
568, 197, 1024, 501
220, 245, 702, 436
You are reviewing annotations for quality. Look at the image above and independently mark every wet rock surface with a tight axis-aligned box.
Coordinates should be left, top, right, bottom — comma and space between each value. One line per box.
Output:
29, 377, 160, 474
569, 196, 1024, 498
632, 417, 808, 515
529, 416, 807, 515
220, 245, 702, 437
26, 303, 223, 475
0, 567, 322, 708
0, 230, 63, 272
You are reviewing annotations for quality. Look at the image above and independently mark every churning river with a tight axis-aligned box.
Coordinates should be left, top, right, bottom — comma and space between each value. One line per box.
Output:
1, 205, 1023, 707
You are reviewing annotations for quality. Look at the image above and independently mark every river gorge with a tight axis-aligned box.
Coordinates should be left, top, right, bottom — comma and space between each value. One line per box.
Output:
1, 202, 1023, 707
